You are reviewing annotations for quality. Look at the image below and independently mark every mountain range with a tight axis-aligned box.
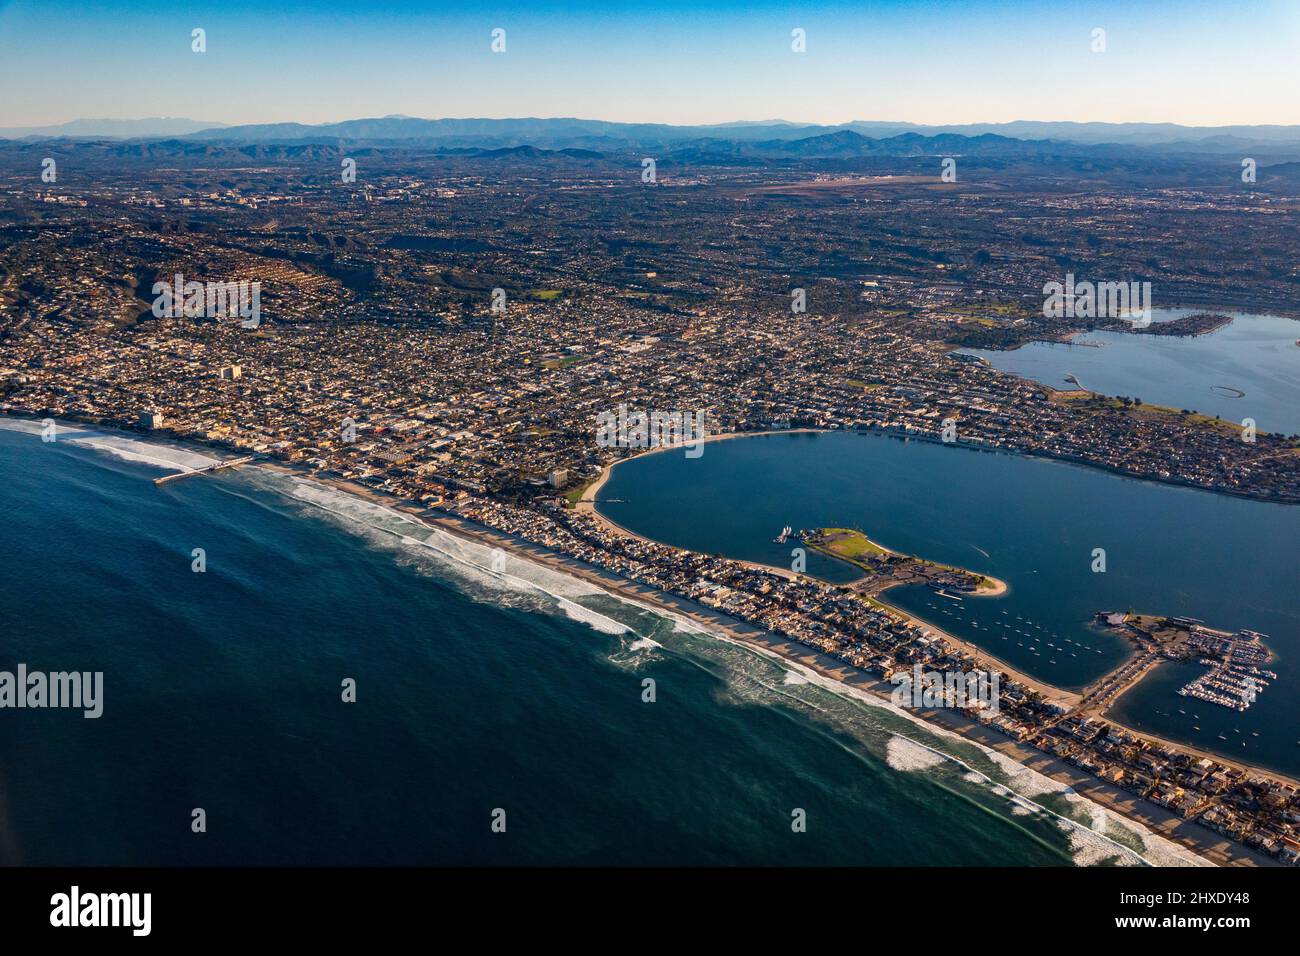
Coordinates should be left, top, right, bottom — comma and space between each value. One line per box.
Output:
0, 117, 227, 139
5, 115, 1300, 156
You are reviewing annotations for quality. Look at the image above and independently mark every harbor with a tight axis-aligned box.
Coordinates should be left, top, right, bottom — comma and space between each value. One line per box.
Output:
1178, 628, 1275, 713
1097, 614, 1276, 713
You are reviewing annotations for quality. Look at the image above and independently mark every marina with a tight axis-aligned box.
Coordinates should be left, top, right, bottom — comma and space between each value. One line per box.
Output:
1177, 629, 1275, 712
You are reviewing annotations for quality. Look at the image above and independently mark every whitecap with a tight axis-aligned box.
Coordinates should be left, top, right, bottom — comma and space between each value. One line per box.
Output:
886, 735, 946, 772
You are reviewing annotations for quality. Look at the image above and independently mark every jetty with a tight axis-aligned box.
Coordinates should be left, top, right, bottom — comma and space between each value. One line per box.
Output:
153, 455, 256, 486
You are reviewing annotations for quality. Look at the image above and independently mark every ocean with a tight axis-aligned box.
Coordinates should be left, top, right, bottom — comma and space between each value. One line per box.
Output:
0, 421, 1203, 866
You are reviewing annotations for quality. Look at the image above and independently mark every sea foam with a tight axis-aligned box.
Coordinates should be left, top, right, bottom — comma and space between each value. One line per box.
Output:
268, 467, 1210, 868
0, 419, 218, 472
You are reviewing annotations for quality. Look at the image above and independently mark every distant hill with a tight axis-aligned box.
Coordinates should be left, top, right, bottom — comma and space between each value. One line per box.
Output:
862, 120, 1300, 149
172, 116, 1300, 154
5, 128, 1294, 191
0, 117, 227, 139
7, 116, 1300, 169
7, 116, 1300, 155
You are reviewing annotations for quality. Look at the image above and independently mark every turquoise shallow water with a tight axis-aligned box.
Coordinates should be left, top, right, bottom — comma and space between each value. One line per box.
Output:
597, 430, 1300, 780
1, 422, 1159, 866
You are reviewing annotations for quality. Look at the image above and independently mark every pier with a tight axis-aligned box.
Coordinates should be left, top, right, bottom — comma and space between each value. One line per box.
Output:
153, 455, 256, 486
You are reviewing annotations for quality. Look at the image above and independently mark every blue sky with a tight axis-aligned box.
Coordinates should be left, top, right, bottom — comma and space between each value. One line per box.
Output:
2, 0, 1297, 127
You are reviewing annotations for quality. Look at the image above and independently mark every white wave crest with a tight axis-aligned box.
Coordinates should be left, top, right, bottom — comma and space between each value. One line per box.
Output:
682, 626, 1209, 867
557, 597, 629, 636
65, 433, 219, 472
281, 476, 631, 637
886, 735, 946, 772
0, 419, 70, 436
0, 418, 218, 472
269, 468, 1210, 868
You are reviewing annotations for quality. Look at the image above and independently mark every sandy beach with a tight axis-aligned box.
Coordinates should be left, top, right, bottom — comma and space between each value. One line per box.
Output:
260, 457, 1273, 866
580, 441, 1067, 705
394, 495, 1277, 866
574, 437, 1300, 770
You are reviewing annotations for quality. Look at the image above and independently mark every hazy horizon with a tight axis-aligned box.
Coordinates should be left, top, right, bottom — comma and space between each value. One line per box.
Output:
9, 113, 1300, 133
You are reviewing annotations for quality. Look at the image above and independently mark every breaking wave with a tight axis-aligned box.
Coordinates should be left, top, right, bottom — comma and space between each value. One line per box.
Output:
268, 470, 1209, 867
0, 418, 1222, 866
0, 418, 219, 472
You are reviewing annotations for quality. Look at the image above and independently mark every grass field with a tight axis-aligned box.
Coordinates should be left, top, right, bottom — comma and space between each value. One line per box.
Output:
1054, 391, 1295, 442
542, 355, 590, 370
564, 479, 596, 507
818, 527, 890, 559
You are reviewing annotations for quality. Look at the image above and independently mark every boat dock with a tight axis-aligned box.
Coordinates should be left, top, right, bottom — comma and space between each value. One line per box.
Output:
153, 455, 256, 486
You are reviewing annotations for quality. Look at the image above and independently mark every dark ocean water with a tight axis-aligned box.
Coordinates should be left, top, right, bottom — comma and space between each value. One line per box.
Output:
0, 422, 1179, 867
597, 431, 1300, 779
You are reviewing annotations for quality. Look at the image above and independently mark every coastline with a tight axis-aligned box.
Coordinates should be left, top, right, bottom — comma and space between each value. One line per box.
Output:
583, 444, 1049, 696
382, 494, 1274, 866
3, 414, 1292, 865
272, 465, 1237, 864
574, 430, 1300, 780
